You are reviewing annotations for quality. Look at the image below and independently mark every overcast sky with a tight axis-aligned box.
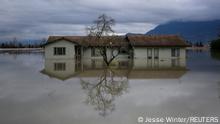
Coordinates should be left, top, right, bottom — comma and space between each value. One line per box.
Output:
0, 0, 220, 41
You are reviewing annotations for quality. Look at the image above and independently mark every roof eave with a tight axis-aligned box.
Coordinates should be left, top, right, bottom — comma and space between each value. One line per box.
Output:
44, 38, 80, 47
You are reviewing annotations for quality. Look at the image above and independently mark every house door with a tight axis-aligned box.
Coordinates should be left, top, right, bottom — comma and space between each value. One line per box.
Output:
75, 46, 81, 60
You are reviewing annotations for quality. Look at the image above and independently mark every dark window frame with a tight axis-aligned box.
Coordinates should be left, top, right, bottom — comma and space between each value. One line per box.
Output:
171, 48, 180, 57
154, 48, 159, 59
118, 47, 129, 55
147, 48, 152, 59
91, 47, 101, 57
54, 47, 66, 56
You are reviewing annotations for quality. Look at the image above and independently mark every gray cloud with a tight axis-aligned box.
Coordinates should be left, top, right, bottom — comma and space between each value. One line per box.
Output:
0, 0, 220, 41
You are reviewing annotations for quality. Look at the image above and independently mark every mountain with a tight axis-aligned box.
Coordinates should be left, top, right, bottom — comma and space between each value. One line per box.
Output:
146, 20, 220, 43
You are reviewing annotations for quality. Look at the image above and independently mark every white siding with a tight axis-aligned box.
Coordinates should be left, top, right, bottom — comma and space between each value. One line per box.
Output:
82, 47, 129, 60
159, 48, 171, 59
133, 48, 147, 59
134, 47, 186, 59
180, 48, 186, 59
133, 47, 186, 69
45, 40, 76, 59
82, 48, 92, 59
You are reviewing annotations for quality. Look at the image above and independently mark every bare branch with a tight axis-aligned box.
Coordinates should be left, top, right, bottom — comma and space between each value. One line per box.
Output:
86, 14, 119, 66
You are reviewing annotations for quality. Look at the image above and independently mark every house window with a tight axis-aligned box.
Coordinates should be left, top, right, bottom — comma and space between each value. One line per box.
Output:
119, 47, 128, 55
91, 47, 101, 57
54, 63, 66, 71
147, 48, 152, 59
54, 47, 66, 55
171, 48, 180, 57
154, 48, 159, 59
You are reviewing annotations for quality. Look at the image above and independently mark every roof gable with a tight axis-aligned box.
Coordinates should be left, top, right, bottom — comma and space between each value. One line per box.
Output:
44, 36, 80, 46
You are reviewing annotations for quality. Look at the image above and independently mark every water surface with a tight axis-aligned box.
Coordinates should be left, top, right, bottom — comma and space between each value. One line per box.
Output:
0, 51, 220, 124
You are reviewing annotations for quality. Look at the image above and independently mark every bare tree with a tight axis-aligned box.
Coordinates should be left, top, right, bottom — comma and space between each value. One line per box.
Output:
86, 14, 120, 66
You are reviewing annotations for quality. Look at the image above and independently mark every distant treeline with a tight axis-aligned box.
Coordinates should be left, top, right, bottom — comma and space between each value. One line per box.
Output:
0, 42, 43, 48
186, 41, 204, 47
0, 38, 46, 48
210, 38, 220, 60
210, 38, 220, 50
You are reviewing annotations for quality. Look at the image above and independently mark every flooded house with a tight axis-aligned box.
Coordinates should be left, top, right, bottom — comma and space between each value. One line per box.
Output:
42, 34, 189, 80
43, 35, 189, 63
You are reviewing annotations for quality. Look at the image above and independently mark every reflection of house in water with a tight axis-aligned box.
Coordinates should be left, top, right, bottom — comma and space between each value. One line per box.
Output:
133, 57, 186, 69
41, 58, 187, 80
131, 58, 186, 79
81, 59, 187, 79
41, 59, 81, 80
41, 59, 131, 80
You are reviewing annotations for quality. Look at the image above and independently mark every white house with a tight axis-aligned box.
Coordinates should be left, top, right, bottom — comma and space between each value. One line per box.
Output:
43, 35, 189, 64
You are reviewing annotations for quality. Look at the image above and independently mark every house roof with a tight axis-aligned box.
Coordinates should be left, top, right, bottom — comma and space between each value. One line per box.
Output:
46, 36, 128, 47
127, 35, 189, 47
45, 35, 189, 47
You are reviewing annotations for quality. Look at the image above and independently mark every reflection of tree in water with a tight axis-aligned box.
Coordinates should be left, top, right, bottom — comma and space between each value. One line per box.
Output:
80, 68, 129, 117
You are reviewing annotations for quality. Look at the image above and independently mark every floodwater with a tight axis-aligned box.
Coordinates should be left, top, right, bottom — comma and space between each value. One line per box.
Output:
0, 50, 220, 124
